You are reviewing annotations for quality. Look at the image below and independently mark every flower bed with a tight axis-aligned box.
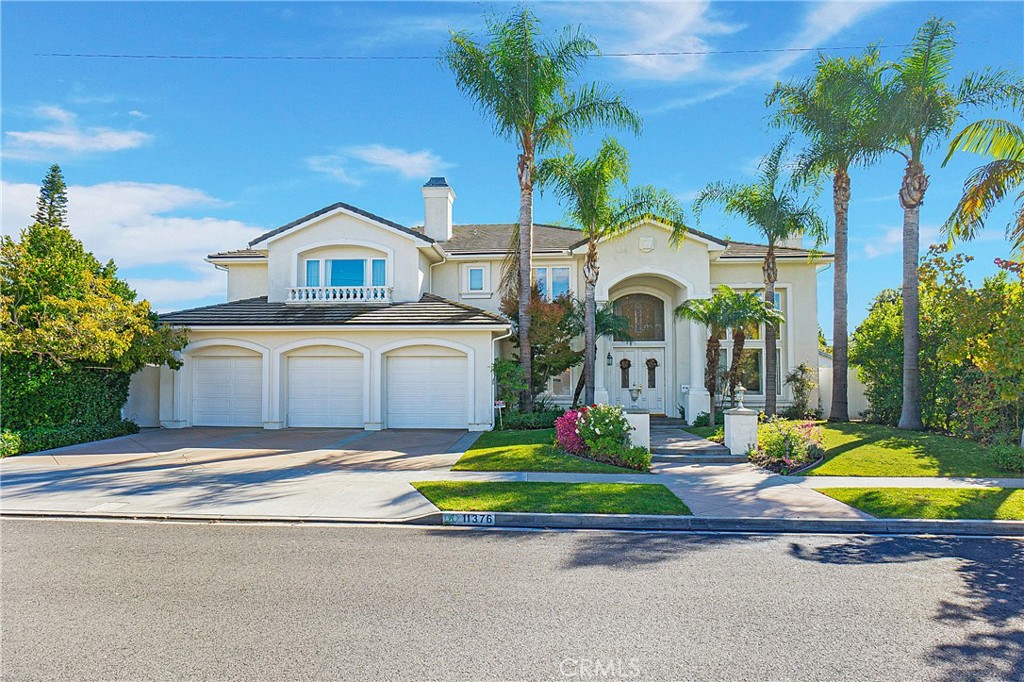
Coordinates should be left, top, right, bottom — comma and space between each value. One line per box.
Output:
554, 404, 651, 472
747, 418, 824, 475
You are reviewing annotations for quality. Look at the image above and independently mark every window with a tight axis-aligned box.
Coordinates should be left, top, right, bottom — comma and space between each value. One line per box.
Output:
371, 259, 386, 287
714, 347, 783, 397
532, 266, 571, 300
328, 259, 364, 287
305, 259, 320, 287
550, 369, 572, 396
614, 294, 665, 341
468, 267, 484, 291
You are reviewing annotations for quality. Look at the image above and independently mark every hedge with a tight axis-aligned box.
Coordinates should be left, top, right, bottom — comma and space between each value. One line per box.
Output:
1, 420, 140, 457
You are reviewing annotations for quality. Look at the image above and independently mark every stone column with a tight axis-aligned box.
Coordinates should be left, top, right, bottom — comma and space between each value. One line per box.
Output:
687, 320, 710, 419
724, 407, 758, 456
594, 334, 610, 405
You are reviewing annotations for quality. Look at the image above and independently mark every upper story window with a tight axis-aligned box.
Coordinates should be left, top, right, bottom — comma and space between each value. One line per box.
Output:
614, 293, 664, 342
469, 267, 484, 291
460, 263, 491, 298
533, 266, 570, 300
302, 258, 387, 288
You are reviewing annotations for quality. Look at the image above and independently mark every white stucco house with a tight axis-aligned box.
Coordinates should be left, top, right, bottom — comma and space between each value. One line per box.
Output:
143, 177, 830, 431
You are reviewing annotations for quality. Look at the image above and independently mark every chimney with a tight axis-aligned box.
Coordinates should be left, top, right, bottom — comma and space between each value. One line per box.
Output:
781, 234, 804, 249
422, 177, 455, 241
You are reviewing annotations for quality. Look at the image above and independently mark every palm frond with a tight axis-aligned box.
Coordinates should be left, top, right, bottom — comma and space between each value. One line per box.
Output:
944, 157, 1024, 249
943, 118, 1024, 165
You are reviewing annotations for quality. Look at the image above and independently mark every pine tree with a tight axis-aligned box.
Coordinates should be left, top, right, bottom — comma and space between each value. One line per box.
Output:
32, 164, 69, 228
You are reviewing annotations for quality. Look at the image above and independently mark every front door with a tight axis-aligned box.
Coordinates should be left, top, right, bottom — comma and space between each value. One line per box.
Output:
610, 347, 665, 415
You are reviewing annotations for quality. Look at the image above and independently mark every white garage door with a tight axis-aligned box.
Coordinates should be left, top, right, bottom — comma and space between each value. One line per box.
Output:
287, 356, 363, 427
386, 356, 468, 429
192, 356, 263, 426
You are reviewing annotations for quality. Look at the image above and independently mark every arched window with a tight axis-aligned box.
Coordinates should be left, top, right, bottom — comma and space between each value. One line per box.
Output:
614, 294, 665, 341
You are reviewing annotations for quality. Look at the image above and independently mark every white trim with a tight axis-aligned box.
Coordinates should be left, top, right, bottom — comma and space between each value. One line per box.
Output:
205, 257, 266, 265
460, 262, 492, 296
182, 338, 273, 427
374, 337, 476, 428
571, 219, 727, 255
290, 239, 395, 289
164, 324, 509, 332
599, 266, 707, 300
273, 338, 372, 429
253, 205, 425, 247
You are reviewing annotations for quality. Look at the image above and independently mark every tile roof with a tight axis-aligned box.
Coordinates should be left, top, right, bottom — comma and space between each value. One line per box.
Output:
719, 242, 832, 259
207, 248, 267, 259
248, 202, 433, 247
439, 223, 587, 254
159, 293, 508, 327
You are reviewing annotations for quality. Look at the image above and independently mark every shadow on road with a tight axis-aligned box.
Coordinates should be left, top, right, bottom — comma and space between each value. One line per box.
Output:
788, 535, 1024, 682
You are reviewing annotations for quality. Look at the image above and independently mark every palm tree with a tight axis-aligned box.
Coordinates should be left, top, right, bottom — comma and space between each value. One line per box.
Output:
537, 137, 688, 405
673, 286, 737, 426
875, 17, 1022, 430
767, 47, 886, 422
724, 288, 786, 404
687, 138, 826, 416
445, 7, 642, 411
942, 117, 1024, 258
563, 299, 633, 407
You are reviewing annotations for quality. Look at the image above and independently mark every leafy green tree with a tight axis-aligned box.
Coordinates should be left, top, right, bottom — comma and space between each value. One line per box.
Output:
768, 47, 886, 422
538, 137, 687, 405
501, 291, 582, 399
673, 286, 742, 426
445, 6, 641, 411
942, 116, 1024, 259
687, 138, 826, 415
1, 165, 188, 430
723, 287, 785, 403
874, 17, 1023, 430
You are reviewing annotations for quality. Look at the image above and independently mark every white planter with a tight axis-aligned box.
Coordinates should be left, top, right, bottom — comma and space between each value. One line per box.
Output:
625, 411, 650, 449
724, 407, 758, 456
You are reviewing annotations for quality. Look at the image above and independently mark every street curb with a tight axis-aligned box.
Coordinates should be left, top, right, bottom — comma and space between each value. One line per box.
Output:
3, 509, 1023, 536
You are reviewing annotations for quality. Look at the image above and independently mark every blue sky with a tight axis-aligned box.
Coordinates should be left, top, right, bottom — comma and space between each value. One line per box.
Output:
2, 1, 1021, 338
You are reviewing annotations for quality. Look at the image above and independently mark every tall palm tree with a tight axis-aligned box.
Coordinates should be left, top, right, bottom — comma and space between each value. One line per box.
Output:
445, 7, 642, 411
673, 286, 737, 426
724, 288, 786, 404
687, 138, 826, 416
563, 299, 633, 407
537, 137, 687, 405
875, 17, 1022, 430
768, 47, 886, 422
942, 117, 1024, 258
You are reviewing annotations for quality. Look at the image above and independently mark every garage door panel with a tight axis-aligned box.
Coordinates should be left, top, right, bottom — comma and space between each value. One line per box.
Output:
192, 356, 263, 427
287, 356, 363, 427
387, 356, 467, 429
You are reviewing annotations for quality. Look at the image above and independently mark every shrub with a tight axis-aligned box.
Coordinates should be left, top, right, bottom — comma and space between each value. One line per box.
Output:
783, 363, 817, 419
492, 358, 528, 408
692, 411, 725, 428
554, 409, 587, 454
991, 444, 1024, 473
577, 403, 631, 447
587, 436, 651, 472
1, 420, 140, 457
748, 418, 824, 475
498, 408, 561, 430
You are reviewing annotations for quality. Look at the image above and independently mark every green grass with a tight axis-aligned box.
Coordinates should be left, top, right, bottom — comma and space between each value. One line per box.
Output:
452, 429, 638, 474
412, 481, 691, 515
804, 422, 1006, 477
822, 487, 1024, 520
683, 426, 724, 442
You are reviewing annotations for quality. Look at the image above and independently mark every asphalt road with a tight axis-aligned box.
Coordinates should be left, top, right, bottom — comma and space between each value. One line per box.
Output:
2, 519, 1022, 682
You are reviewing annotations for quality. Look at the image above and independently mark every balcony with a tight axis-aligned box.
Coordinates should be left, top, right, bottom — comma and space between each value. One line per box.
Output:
287, 285, 393, 303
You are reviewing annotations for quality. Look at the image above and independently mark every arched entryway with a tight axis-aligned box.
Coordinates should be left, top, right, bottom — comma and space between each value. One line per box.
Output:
610, 292, 669, 414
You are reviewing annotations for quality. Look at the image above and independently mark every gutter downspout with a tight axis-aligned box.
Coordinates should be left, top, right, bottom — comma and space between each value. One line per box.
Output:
428, 244, 447, 295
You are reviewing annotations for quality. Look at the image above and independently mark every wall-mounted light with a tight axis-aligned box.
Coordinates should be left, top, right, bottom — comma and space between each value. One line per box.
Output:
606, 352, 613, 366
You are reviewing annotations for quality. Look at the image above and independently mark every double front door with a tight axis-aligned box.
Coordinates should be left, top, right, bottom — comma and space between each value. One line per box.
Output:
610, 347, 666, 415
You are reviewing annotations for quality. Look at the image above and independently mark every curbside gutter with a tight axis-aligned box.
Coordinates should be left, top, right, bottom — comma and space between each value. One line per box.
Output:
3, 509, 1023, 536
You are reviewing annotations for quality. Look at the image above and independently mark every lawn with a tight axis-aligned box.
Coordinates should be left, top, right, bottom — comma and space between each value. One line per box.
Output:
822, 487, 1024, 520
804, 422, 1006, 477
412, 481, 691, 515
683, 426, 724, 442
451, 429, 639, 474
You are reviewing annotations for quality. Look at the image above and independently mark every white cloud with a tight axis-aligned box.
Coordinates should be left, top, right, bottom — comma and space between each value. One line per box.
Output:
307, 144, 453, 183
2, 180, 264, 288
863, 224, 941, 259
128, 267, 227, 312
4, 105, 152, 158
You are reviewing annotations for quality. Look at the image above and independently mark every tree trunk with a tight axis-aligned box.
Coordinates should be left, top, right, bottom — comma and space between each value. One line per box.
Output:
583, 237, 599, 406
728, 326, 746, 405
763, 247, 779, 416
705, 336, 721, 425
898, 159, 928, 431
830, 167, 851, 422
517, 149, 535, 412
572, 369, 585, 408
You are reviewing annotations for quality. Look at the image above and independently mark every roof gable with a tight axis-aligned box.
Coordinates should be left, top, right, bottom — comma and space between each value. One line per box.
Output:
248, 202, 433, 247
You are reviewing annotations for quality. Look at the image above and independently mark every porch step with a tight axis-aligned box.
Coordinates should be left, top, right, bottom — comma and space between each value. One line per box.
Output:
651, 452, 747, 464
650, 417, 687, 426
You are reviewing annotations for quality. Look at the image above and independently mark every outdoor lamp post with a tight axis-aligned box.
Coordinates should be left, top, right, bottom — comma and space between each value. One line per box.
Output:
736, 384, 747, 409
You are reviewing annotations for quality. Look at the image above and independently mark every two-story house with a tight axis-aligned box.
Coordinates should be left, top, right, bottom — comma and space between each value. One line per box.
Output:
153, 177, 830, 431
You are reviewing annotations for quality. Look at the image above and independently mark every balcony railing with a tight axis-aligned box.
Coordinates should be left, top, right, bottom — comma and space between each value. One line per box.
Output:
287, 285, 393, 303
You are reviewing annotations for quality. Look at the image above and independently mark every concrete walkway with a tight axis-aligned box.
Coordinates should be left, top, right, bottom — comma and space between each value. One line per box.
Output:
3, 428, 1023, 522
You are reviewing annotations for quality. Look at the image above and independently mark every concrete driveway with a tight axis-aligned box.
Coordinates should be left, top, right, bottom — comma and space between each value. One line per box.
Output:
0, 428, 475, 520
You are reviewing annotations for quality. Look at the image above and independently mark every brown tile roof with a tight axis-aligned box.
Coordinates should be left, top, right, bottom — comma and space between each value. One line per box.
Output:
719, 242, 832, 259
438, 223, 587, 254
207, 248, 267, 259
159, 293, 508, 327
